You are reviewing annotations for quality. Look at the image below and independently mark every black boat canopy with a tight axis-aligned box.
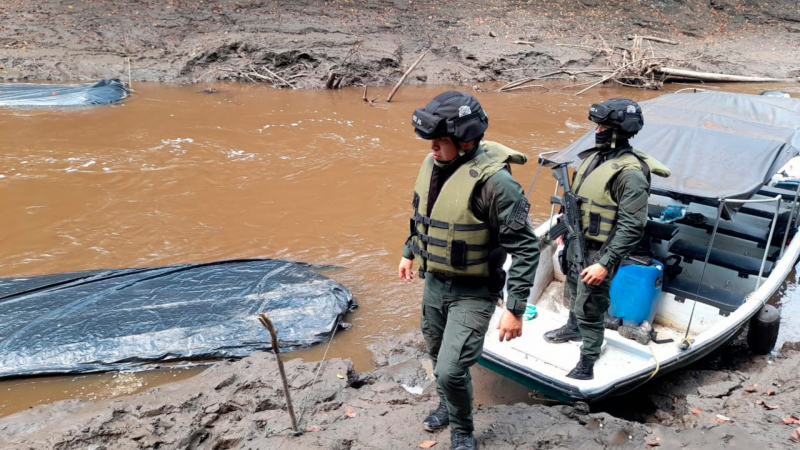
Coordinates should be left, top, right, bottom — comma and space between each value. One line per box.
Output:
551, 90, 800, 207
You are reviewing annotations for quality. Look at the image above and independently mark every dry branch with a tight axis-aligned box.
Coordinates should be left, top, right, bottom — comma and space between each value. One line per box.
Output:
498, 69, 611, 92
502, 84, 545, 92
656, 67, 796, 83
556, 43, 602, 51
575, 68, 623, 95
625, 35, 679, 45
386, 48, 429, 103
514, 40, 538, 46
257, 65, 296, 89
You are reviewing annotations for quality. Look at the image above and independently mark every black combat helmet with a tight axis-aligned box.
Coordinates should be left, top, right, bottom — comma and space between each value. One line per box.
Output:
412, 91, 489, 142
588, 98, 644, 138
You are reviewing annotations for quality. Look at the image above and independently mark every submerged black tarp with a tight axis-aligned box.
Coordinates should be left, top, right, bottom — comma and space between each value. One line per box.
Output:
0, 79, 129, 107
552, 91, 800, 207
0, 259, 356, 378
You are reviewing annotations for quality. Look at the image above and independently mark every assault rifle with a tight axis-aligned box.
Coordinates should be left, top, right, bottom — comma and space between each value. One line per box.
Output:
542, 158, 588, 272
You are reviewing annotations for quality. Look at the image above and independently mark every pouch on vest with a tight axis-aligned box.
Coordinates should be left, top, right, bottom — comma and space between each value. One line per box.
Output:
451, 240, 468, 269
588, 212, 602, 236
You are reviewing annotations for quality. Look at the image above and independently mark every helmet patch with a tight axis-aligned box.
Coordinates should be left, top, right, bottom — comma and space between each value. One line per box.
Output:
458, 105, 472, 117
627, 105, 637, 113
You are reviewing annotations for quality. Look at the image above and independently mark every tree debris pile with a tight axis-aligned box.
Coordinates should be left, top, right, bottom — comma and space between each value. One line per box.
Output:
500, 34, 798, 95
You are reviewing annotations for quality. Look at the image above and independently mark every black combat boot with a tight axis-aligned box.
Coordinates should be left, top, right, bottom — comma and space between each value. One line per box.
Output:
543, 312, 581, 343
423, 402, 449, 432
566, 354, 597, 380
451, 431, 477, 450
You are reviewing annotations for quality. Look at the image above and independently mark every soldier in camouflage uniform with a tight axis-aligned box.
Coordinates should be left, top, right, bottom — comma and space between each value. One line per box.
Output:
544, 98, 670, 380
399, 91, 540, 450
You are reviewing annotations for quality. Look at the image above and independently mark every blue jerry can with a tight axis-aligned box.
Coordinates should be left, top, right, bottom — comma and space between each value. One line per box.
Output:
609, 260, 664, 326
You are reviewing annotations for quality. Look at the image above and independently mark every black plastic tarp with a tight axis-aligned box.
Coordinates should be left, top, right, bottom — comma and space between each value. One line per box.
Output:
0, 79, 129, 107
0, 259, 356, 378
551, 91, 800, 207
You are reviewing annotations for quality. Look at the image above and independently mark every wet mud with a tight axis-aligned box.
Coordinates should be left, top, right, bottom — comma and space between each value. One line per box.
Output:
1, 333, 798, 449
1, 1, 799, 86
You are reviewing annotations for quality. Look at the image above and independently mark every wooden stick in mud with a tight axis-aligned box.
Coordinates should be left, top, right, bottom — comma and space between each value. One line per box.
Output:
386, 48, 429, 103
326, 71, 338, 89
656, 67, 797, 83
127, 57, 132, 90
258, 313, 299, 434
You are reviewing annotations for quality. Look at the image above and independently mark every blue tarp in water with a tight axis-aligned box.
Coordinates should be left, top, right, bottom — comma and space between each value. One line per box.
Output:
0, 79, 129, 107
0, 259, 356, 378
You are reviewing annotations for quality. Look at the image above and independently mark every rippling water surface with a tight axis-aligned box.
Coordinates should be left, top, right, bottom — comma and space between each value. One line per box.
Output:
2, 82, 798, 416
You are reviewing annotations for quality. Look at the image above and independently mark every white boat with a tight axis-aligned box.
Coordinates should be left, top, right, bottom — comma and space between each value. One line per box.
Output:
479, 89, 800, 403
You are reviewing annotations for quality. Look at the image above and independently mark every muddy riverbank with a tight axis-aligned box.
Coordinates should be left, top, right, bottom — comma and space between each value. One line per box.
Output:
1, 0, 799, 88
1, 332, 798, 449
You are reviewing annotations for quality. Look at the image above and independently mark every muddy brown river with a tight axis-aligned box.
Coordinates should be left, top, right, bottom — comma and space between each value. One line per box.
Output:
1, 82, 798, 418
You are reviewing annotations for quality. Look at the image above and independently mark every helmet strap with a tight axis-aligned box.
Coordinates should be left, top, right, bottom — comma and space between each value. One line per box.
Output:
611, 130, 617, 149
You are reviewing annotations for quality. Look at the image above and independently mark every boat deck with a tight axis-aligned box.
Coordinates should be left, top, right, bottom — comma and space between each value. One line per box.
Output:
484, 284, 688, 393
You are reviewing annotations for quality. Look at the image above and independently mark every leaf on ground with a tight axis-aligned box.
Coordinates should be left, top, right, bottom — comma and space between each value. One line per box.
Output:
306, 425, 321, 432
646, 440, 661, 447
756, 400, 780, 410
336, 373, 344, 379
419, 441, 437, 449
783, 415, 800, 426
744, 387, 757, 393
691, 407, 703, 415
792, 427, 800, 443
763, 390, 776, 396
712, 418, 727, 424
345, 407, 357, 418
716, 414, 731, 422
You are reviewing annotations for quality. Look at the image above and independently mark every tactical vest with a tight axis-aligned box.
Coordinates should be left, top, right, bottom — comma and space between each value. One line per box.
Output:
410, 141, 527, 277
573, 148, 670, 243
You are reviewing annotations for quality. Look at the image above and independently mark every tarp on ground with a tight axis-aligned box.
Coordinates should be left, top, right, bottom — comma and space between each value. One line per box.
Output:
0, 79, 129, 107
550, 91, 800, 209
0, 259, 356, 378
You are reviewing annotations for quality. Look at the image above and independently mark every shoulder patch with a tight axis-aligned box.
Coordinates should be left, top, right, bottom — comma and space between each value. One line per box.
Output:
623, 194, 648, 215
508, 198, 531, 230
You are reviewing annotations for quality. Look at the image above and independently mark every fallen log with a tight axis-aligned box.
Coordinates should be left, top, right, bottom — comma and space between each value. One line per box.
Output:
386, 48, 429, 103
657, 67, 797, 83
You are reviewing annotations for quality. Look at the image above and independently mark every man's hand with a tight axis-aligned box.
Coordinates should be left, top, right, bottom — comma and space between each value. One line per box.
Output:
556, 235, 564, 246
398, 257, 414, 283
581, 263, 608, 285
497, 309, 523, 342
